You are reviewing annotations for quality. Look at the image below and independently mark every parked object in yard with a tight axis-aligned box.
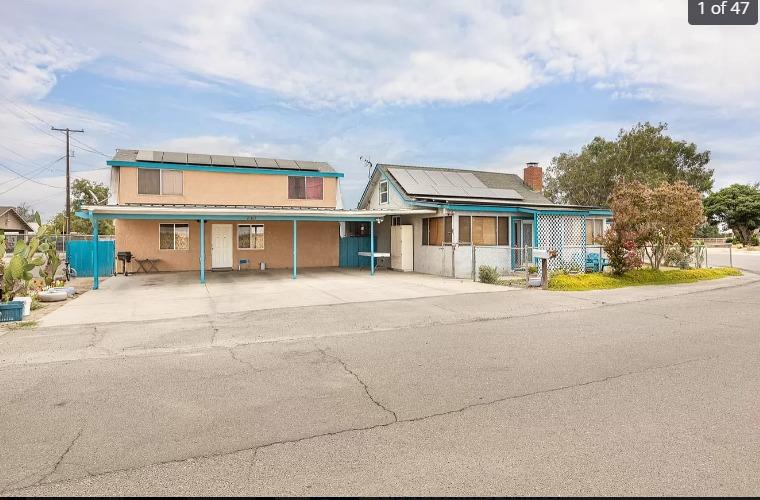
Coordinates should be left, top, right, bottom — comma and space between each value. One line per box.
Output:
0, 301, 24, 322
51, 286, 76, 298
38, 290, 68, 302
117, 251, 132, 276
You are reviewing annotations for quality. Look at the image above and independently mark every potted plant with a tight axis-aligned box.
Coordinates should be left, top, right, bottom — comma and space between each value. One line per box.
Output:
0, 235, 42, 322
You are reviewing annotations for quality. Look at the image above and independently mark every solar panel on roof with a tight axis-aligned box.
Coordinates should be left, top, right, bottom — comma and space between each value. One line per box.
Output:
188, 154, 212, 165
136, 150, 162, 162
254, 158, 278, 169
233, 156, 256, 167
162, 151, 188, 163
294, 160, 321, 171
275, 159, 299, 169
388, 167, 523, 200
211, 155, 235, 166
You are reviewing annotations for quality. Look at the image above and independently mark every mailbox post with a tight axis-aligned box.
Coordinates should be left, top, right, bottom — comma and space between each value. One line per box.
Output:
533, 249, 558, 289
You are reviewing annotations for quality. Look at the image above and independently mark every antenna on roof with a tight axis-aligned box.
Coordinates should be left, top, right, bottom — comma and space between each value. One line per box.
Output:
360, 155, 373, 179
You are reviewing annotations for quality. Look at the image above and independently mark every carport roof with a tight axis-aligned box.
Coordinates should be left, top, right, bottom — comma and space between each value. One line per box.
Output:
77, 204, 435, 221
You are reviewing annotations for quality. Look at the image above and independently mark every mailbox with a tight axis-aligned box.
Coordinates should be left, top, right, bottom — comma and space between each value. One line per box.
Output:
533, 249, 557, 259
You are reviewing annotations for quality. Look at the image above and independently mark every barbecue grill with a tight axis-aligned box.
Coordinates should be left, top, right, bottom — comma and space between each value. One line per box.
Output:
117, 251, 132, 276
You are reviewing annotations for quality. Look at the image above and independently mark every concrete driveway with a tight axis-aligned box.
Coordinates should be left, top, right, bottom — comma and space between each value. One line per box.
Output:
39, 268, 509, 327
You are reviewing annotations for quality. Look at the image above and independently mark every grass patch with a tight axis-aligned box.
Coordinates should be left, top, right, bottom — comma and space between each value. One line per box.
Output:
548, 267, 742, 291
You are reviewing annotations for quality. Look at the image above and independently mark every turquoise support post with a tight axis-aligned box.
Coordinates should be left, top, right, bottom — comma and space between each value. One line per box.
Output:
370, 220, 375, 276
533, 212, 539, 265
199, 218, 206, 283
92, 216, 99, 290
292, 220, 297, 279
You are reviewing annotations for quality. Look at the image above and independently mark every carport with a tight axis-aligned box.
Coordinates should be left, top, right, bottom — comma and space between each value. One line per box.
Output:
76, 205, 434, 289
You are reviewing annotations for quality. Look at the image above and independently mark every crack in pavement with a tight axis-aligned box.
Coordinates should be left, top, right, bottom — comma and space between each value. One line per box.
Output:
30, 427, 84, 489
227, 347, 259, 372
3, 354, 716, 495
315, 344, 398, 423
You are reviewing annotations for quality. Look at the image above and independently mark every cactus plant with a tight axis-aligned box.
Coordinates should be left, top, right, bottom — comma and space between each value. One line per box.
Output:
0, 213, 53, 302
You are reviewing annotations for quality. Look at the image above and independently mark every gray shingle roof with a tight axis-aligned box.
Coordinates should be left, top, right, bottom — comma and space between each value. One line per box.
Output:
113, 149, 336, 173
377, 163, 555, 206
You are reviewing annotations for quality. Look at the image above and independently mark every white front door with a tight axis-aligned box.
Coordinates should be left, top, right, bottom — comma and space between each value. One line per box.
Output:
211, 224, 233, 269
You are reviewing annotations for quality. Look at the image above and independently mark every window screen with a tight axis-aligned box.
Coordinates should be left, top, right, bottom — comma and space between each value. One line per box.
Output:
288, 176, 305, 199
161, 170, 183, 195
444, 216, 452, 244
138, 169, 160, 195
305, 177, 323, 200
497, 217, 509, 246
459, 216, 471, 245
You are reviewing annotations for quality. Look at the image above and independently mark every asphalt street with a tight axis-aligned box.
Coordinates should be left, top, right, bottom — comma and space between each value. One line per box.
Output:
1, 275, 759, 496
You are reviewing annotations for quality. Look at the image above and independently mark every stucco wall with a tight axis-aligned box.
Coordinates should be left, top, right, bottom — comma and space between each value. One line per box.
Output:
118, 167, 338, 208
115, 219, 339, 273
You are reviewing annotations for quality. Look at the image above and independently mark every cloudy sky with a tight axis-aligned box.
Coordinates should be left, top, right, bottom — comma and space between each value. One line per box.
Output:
1, 0, 759, 218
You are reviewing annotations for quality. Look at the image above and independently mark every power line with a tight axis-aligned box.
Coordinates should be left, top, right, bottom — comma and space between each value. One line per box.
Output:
0, 156, 65, 189
51, 126, 85, 236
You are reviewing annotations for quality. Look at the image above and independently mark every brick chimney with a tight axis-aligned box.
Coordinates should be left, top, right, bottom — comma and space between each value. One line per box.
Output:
523, 162, 543, 192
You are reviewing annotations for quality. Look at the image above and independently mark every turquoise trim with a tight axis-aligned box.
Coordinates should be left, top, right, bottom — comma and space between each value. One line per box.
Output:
199, 219, 206, 284
370, 220, 375, 276
92, 214, 99, 290
108, 160, 344, 178
292, 220, 297, 279
589, 209, 613, 216
78, 211, 380, 223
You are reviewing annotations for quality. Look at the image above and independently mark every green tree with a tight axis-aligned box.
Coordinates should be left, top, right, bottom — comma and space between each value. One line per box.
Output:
49, 178, 114, 235
703, 184, 760, 246
693, 223, 721, 238
608, 180, 704, 271
544, 122, 713, 207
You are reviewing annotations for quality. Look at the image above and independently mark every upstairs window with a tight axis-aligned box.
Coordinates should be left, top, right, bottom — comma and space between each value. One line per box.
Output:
288, 176, 323, 200
379, 180, 389, 204
138, 168, 183, 195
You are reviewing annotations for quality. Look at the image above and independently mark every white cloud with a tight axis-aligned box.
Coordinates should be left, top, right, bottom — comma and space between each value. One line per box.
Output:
5, 1, 759, 108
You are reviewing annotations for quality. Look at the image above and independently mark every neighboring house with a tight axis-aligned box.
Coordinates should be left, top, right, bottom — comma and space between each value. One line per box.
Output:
1, 207, 34, 254
357, 162, 612, 278
0, 206, 33, 235
76, 149, 430, 288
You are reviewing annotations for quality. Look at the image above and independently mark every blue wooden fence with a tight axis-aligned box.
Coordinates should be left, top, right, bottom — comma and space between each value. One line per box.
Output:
66, 240, 115, 278
339, 236, 375, 268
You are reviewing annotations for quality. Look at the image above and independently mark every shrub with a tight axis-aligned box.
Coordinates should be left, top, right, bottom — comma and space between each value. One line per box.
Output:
599, 227, 642, 276
752, 235, 760, 246
527, 264, 538, 275
478, 265, 501, 284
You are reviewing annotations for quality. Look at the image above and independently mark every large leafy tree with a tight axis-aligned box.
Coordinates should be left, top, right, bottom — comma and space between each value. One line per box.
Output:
49, 178, 114, 235
608, 180, 704, 271
545, 122, 713, 207
703, 184, 760, 246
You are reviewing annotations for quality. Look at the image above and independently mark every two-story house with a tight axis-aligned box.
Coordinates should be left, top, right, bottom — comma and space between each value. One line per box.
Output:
76, 149, 430, 288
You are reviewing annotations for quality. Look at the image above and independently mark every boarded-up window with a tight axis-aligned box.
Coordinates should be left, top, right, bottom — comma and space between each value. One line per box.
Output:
138, 169, 160, 195
472, 216, 497, 246
289, 176, 323, 199
497, 217, 509, 246
422, 218, 429, 245
161, 170, 183, 195
238, 224, 264, 249
159, 223, 189, 250
458, 216, 471, 244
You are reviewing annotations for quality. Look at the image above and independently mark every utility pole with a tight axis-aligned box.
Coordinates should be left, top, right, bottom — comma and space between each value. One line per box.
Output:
51, 127, 84, 236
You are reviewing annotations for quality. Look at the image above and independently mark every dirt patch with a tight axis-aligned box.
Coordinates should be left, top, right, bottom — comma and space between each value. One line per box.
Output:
0, 277, 96, 331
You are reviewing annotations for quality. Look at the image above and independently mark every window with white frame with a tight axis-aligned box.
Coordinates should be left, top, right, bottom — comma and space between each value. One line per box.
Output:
391, 215, 401, 226
237, 224, 265, 249
138, 168, 183, 195
379, 180, 389, 204
159, 223, 189, 250
288, 176, 323, 200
